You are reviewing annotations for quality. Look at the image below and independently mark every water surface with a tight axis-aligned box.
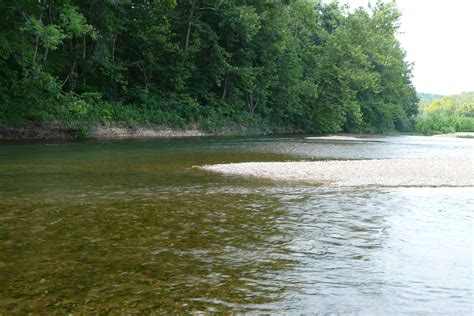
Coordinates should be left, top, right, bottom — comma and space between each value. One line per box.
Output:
0, 136, 472, 313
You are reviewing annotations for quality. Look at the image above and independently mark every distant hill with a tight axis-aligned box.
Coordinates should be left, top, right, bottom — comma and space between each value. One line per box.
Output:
418, 92, 474, 104
417, 92, 444, 103
451, 92, 474, 105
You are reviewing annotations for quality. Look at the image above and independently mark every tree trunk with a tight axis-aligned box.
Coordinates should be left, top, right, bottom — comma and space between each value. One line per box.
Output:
221, 73, 229, 100
184, 0, 196, 51
31, 13, 43, 72
248, 90, 258, 114
43, 47, 48, 65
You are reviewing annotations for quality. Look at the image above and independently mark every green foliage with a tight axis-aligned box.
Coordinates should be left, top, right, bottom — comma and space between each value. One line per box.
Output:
416, 93, 474, 134
59, 4, 95, 38
23, 18, 66, 50
0, 0, 418, 135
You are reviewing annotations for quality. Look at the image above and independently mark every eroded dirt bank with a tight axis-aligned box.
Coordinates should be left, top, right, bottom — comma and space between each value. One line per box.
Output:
0, 124, 212, 140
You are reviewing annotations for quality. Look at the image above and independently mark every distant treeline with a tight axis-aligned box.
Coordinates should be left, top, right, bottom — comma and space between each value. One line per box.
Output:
416, 92, 474, 134
417, 93, 444, 104
0, 0, 418, 135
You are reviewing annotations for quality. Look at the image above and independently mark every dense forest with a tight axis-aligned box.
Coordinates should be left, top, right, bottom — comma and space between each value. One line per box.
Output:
416, 92, 474, 134
0, 0, 418, 136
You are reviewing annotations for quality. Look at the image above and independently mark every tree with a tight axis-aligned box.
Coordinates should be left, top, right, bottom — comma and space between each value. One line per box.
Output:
0, 0, 418, 134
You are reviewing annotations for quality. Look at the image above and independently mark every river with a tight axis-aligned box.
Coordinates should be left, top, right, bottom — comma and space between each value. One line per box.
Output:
0, 135, 472, 313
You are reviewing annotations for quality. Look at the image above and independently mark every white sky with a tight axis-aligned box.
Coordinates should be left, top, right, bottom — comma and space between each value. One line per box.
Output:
339, 0, 474, 95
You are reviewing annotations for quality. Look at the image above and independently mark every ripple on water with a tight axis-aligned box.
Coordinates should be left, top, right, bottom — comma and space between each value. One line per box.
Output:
0, 137, 472, 313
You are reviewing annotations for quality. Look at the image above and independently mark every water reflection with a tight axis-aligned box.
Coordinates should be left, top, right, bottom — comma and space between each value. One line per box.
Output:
0, 136, 472, 313
265, 187, 473, 313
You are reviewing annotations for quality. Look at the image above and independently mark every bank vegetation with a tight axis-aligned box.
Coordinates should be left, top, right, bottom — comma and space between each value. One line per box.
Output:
1, 0, 418, 137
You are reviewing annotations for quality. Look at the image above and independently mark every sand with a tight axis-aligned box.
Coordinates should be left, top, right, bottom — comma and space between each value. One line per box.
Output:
201, 158, 473, 187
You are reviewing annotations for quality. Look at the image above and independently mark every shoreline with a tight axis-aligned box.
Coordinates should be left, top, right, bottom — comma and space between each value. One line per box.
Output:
1, 123, 472, 140
201, 158, 473, 188
0, 123, 272, 140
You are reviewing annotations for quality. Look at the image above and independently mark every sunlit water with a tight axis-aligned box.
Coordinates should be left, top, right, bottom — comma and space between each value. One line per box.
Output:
0, 135, 472, 313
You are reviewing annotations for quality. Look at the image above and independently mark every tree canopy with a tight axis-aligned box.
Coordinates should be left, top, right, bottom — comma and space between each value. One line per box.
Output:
0, 0, 418, 135
416, 92, 474, 134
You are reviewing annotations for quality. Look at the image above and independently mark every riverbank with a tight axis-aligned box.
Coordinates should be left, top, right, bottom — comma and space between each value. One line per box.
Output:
0, 123, 275, 140
2, 123, 472, 140
201, 158, 473, 187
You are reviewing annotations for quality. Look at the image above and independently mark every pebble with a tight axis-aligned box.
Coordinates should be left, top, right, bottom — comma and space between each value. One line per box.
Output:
201, 158, 473, 187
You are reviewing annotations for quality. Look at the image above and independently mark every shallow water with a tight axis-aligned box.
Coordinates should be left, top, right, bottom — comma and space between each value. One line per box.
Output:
0, 135, 472, 313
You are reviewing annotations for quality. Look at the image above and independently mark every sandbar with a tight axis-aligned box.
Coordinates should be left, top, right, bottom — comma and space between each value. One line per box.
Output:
201, 158, 473, 187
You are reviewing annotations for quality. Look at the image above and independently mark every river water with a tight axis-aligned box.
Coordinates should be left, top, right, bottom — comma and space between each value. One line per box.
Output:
0, 136, 472, 313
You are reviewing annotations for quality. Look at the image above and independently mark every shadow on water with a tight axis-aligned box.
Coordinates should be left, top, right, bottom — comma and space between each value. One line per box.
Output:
0, 136, 472, 313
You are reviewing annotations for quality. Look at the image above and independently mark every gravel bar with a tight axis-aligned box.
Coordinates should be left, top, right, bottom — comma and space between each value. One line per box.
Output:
201, 158, 474, 187
305, 136, 383, 141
